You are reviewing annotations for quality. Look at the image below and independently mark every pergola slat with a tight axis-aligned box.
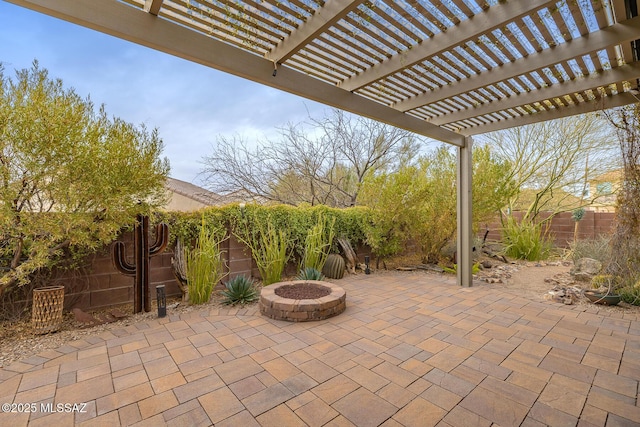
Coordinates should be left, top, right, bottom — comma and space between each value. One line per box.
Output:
161, 2, 274, 51
564, 0, 591, 36
434, 60, 640, 126
469, 92, 638, 135
387, 1, 433, 40
395, 15, 640, 112
144, 0, 162, 15
266, 0, 365, 63
478, 33, 510, 66
340, 0, 556, 91
328, 23, 387, 61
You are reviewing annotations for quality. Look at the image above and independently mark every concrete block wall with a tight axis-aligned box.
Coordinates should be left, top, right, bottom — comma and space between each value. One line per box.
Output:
42, 211, 616, 312
56, 231, 181, 312
49, 227, 369, 312
224, 233, 254, 280
483, 211, 616, 248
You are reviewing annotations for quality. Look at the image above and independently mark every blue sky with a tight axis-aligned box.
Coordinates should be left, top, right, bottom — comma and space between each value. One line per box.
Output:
0, 1, 330, 184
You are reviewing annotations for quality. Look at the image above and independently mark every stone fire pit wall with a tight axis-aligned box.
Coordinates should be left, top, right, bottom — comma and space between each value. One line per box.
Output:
259, 280, 346, 322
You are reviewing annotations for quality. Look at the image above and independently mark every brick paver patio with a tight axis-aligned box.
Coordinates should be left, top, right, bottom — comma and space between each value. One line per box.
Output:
1, 271, 639, 426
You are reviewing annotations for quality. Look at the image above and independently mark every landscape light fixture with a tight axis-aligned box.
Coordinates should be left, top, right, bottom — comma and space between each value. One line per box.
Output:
156, 285, 166, 318
364, 256, 371, 275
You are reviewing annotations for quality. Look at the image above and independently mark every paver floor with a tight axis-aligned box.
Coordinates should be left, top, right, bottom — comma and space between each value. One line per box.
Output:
1, 271, 639, 426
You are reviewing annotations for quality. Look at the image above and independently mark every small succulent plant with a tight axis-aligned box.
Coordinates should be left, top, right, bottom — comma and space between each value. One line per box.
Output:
590, 274, 622, 292
221, 275, 258, 305
296, 267, 325, 281
322, 254, 345, 279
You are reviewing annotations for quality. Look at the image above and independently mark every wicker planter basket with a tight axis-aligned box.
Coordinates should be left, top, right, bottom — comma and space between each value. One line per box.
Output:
32, 286, 65, 334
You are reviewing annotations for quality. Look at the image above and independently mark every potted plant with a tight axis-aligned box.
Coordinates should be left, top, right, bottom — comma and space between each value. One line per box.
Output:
584, 274, 622, 306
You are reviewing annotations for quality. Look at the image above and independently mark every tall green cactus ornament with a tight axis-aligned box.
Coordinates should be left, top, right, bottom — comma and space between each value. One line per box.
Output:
112, 214, 169, 313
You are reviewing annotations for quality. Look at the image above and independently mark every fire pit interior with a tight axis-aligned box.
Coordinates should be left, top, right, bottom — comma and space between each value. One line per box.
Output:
274, 282, 331, 299
260, 280, 346, 322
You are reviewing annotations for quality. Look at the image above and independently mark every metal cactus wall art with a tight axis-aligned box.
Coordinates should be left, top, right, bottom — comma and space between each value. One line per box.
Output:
112, 214, 169, 313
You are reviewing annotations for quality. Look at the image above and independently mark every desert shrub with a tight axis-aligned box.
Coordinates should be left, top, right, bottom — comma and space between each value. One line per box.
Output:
359, 145, 515, 265
227, 204, 368, 281
155, 209, 226, 246
296, 267, 325, 281
605, 232, 640, 282
569, 235, 612, 265
221, 276, 258, 305
620, 284, 640, 306
301, 213, 335, 272
502, 216, 553, 261
603, 104, 640, 304
254, 222, 289, 286
601, 235, 640, 306
572, 231, 640, 307
158, 204, 370, 285
441, 262, 481, 275
186, 216, 227, 304
234, 212, 290, 286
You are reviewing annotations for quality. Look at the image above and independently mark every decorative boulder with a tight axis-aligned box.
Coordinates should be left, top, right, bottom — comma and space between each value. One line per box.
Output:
570, 257, 602, 282
322, 254, 346, 279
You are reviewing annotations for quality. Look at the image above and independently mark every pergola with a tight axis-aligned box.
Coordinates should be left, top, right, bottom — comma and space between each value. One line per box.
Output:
8, 0, 640, 286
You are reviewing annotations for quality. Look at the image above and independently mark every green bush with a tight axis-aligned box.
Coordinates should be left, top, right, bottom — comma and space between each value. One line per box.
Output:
442, 262, 481, 275
620, 285, 640, 306
185, 215, 227, 304
296, 267, 325, 281
156, 204, 369, 257
501, 216, 553, 261
568, 235, 612, 265
0, 63, 170, 297
358, 145, 516, 264
154, 209, 226, 246
157, 204, 372, 286
221, 275, 258, 305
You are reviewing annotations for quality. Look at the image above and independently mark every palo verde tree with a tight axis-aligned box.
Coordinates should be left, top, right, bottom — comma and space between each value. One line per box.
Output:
0, 61, 170, 297
200, 108, 420, 207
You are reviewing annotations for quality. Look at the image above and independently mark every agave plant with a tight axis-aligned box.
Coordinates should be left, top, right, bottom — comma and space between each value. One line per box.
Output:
296, 267, 325, 281
221, 275, 258, 305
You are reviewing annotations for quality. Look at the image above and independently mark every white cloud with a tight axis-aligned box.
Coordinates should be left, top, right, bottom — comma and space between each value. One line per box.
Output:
0, 2, 328, 183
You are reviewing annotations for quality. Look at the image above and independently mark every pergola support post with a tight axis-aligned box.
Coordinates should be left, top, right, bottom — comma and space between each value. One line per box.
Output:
457, 136, 473, 287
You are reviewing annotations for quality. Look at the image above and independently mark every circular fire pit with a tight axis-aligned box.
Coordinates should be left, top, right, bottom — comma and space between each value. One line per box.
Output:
259, 280, 346, 322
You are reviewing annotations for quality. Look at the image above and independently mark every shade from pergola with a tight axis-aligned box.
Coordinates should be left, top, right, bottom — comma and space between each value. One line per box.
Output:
7, 0, 640, 286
